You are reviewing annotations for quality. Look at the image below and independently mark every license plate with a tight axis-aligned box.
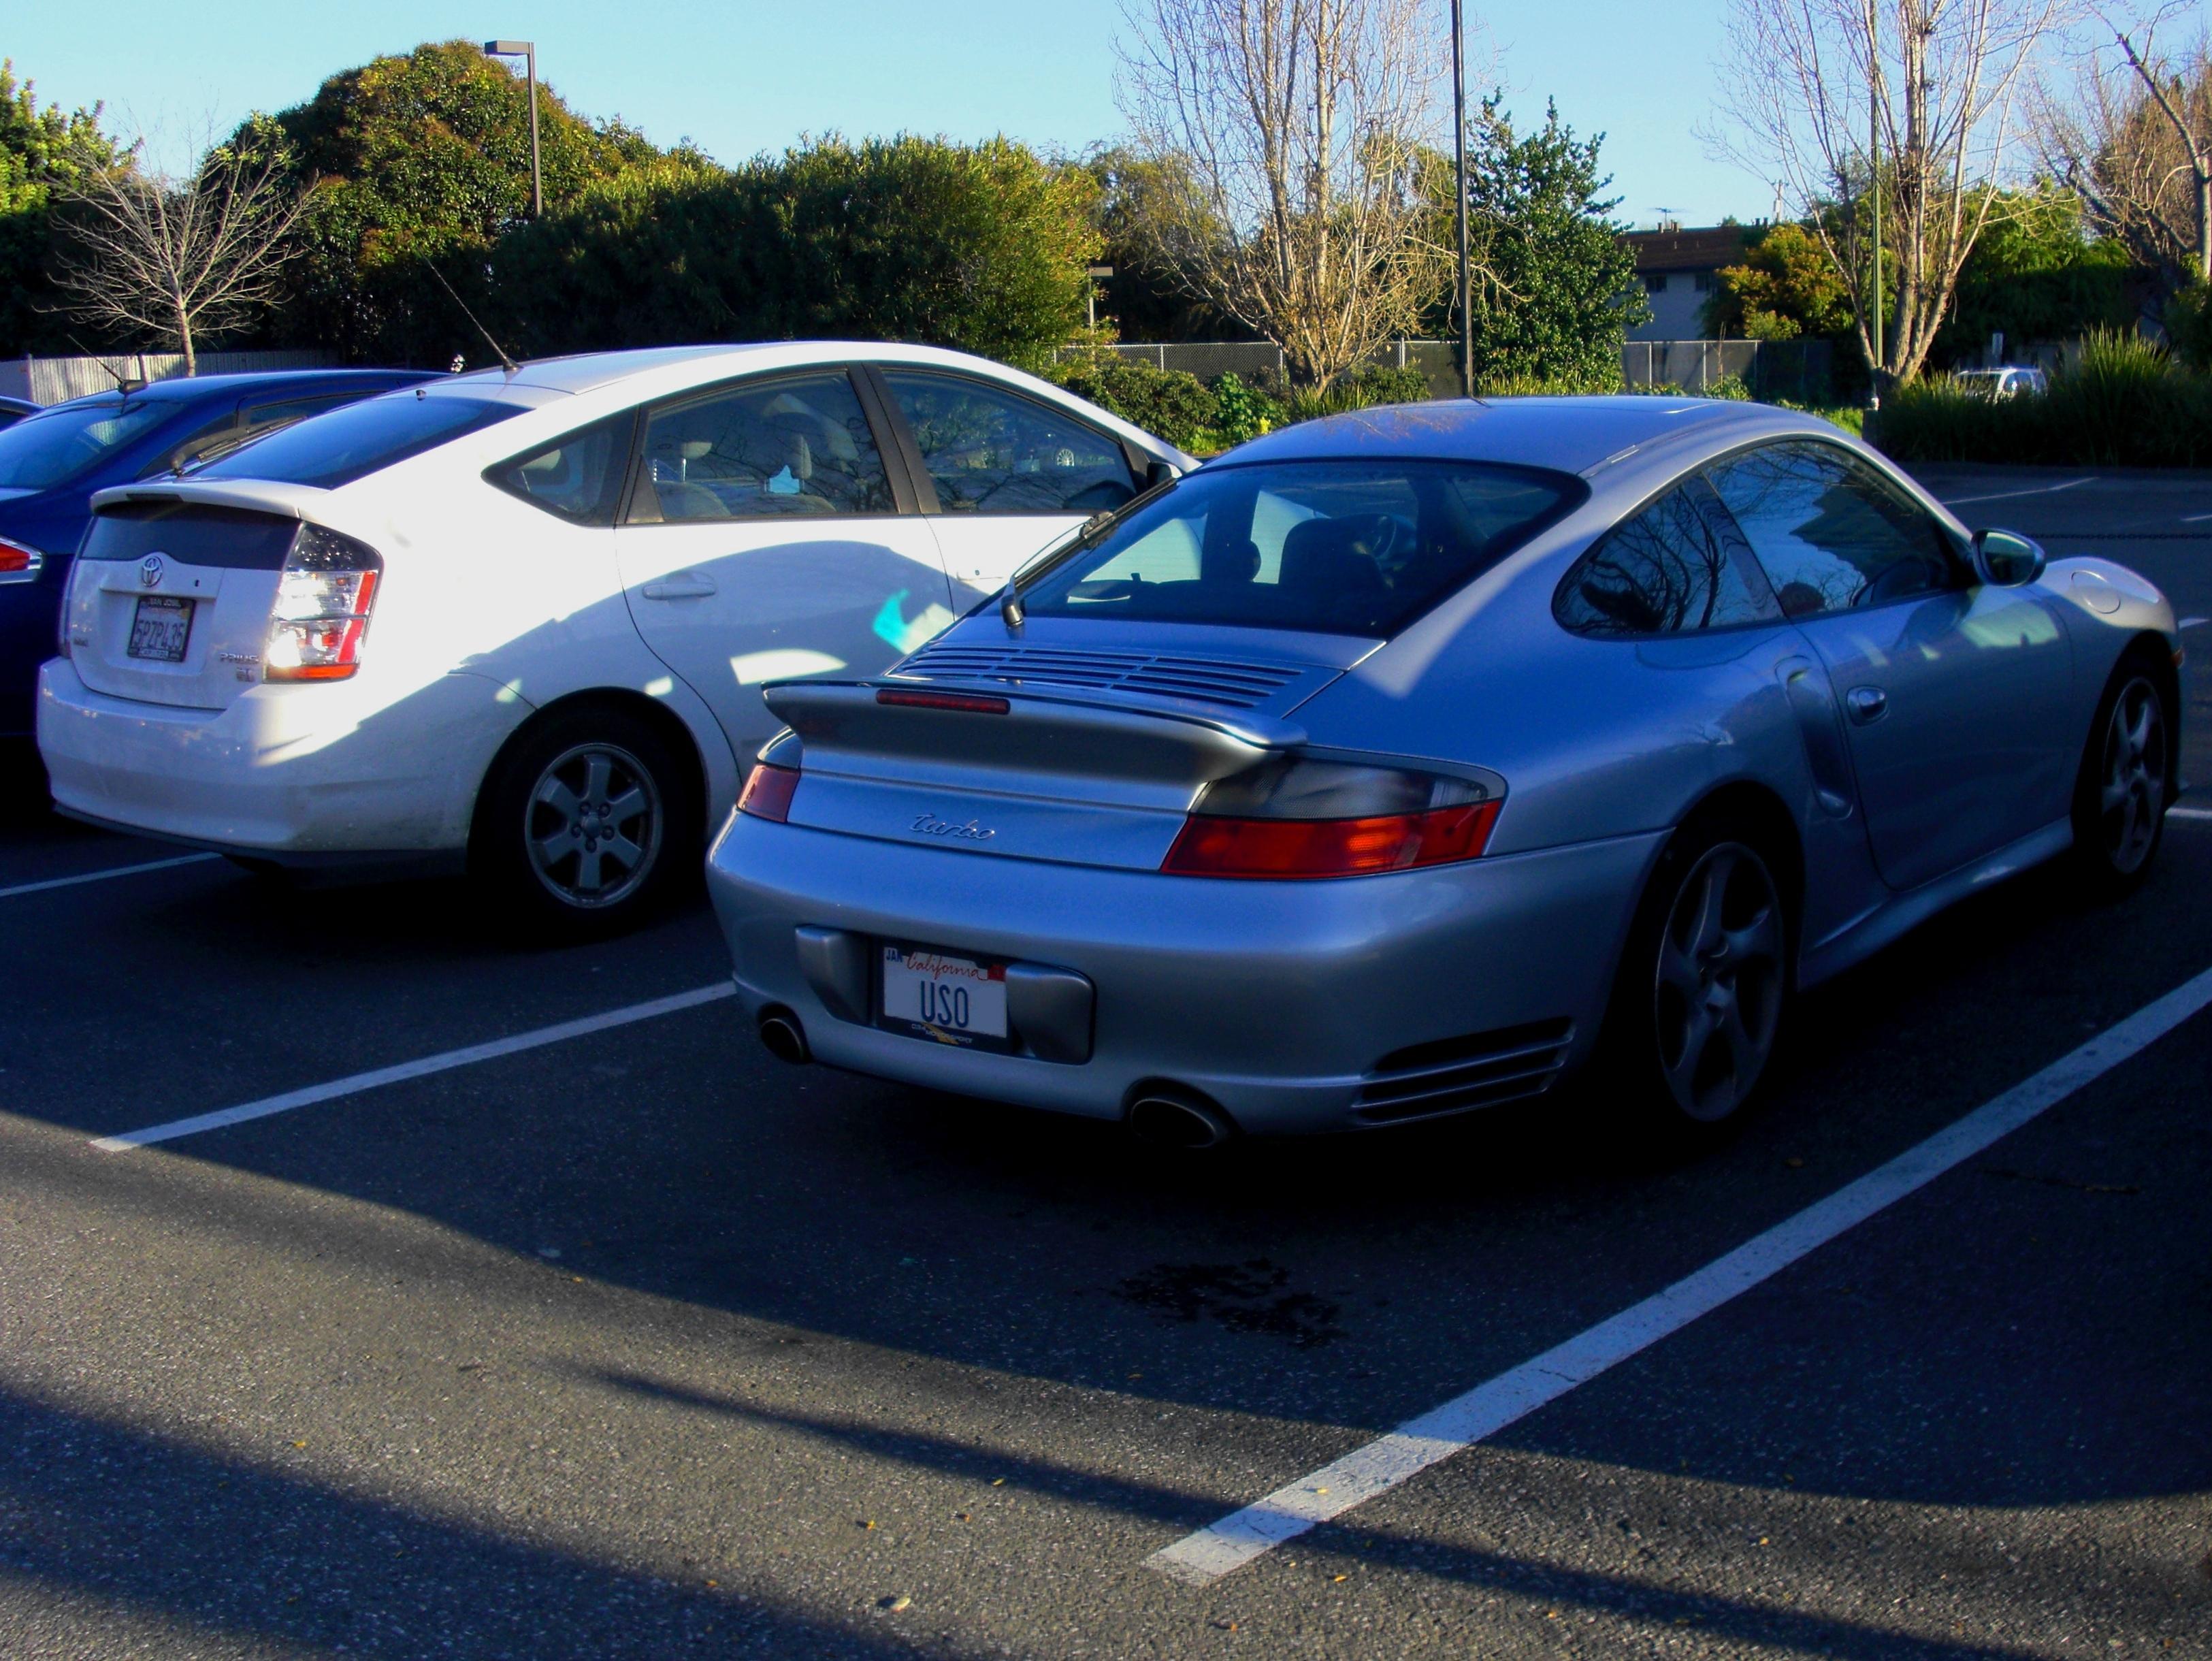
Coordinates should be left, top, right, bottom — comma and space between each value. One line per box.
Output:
878, 943, 1010, 1050
127, 594, 194, 662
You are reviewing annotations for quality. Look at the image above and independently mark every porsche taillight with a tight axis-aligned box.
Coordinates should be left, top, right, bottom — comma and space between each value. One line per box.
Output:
1161, 756, 1502, 880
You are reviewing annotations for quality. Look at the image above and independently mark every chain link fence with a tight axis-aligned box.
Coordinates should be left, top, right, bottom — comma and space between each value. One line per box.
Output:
1068, 338, 1833, 404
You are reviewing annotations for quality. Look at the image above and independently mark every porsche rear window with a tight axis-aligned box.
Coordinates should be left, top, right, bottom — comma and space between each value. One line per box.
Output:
1018, 459, 1584, 637
199, 395, 520, 488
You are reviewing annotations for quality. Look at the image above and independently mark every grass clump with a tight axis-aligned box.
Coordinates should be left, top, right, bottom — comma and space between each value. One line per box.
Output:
1874, 329, 2212, 467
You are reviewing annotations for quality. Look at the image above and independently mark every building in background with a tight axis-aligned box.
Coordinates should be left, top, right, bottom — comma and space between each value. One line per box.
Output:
1621, 224, 1748, 342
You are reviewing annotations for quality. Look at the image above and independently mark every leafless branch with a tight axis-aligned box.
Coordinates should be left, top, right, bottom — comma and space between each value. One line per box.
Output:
50, 123, 310, 374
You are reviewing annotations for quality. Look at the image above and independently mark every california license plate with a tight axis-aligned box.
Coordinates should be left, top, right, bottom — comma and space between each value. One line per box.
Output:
878, 944, 1010, 1050
127, 594, 193, 662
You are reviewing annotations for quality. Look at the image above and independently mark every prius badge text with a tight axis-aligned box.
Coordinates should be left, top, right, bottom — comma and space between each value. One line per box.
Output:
911, 813, 994, 843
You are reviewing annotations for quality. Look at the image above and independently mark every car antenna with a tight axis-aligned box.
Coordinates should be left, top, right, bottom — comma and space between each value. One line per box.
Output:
427, 265, 518, 375
67, 334, 144, 396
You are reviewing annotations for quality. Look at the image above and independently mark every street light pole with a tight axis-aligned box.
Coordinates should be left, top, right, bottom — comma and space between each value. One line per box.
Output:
1450, 0, 1473, 399
483, 40, 542, 219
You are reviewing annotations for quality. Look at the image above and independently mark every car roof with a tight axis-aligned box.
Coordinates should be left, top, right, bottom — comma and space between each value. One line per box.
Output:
42, 369, 434, 413
451, 340, 1074, 400
1211, 395, 1837, 477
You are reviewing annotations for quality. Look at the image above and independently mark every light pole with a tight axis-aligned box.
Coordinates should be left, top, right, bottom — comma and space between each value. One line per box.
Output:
482, 39, 542, 219
1085, 265, 1114, 333
1450, 0, 1472, 399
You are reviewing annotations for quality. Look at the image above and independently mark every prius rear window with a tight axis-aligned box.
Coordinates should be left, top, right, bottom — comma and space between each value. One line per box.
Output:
1018, 459, 1584, 637
199, 395, 520, 488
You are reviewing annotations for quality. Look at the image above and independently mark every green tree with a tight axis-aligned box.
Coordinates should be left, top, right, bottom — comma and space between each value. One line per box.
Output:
1936, 187, 2134, 363
1703, 221, 1856, 341
0, 61, 120, 356
1079, 146, 1245, 342
260, 39, 658, 362
1433, 98, 1645, 391
492, 135, 1100, 371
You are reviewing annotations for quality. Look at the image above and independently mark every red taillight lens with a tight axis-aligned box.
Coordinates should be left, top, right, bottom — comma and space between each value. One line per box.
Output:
0, 539, 39, 576
1161, 800, 1500, 879
876, 688, 1010, 714
738, 762, 801, 823
265, 524, 383, 683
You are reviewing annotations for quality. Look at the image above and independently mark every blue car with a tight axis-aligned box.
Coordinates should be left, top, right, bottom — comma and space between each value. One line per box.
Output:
0, 396, 36, 430
0, 369, 434, 747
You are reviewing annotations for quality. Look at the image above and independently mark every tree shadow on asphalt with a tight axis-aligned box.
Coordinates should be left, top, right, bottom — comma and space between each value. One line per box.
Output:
0, 1383, 936, 1660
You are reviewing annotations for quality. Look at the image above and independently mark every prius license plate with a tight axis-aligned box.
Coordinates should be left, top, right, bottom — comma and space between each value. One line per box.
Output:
878, 944, 1010, 1051
127, 594, 193, 662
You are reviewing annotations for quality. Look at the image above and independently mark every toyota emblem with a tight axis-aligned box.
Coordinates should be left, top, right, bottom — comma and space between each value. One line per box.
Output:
139, 553, 165, 588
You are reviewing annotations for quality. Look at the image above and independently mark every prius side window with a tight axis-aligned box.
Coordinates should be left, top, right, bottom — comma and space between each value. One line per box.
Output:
487, 416, 630, 524
629, 373, 891, 522
1554, 479, 1780, 636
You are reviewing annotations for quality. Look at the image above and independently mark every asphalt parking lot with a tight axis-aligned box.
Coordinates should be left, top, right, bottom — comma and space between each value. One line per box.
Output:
2, 464, 2208, 1660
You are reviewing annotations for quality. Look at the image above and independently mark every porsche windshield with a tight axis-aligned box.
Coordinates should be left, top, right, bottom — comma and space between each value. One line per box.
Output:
1016, 459, 1584, 637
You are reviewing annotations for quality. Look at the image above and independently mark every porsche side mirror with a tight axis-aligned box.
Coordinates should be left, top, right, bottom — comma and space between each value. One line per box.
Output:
1971, 528, 2045, 587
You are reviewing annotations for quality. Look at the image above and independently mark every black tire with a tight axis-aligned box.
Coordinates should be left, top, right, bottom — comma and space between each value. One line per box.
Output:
472, 703, 699, 941
1593, 816, 1792, 1143
2068, 649, 2174, 899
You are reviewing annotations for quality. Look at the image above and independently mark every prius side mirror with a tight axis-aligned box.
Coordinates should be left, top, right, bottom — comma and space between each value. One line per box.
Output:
1970, 528, 2045, 587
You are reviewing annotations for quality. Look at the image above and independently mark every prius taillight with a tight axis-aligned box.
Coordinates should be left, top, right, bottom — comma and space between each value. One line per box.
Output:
1160, 756, 1503, 880
265, 524, 383, 682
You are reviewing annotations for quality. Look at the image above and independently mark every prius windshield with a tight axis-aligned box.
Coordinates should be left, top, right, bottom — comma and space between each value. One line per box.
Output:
1017, 459, 1584, 637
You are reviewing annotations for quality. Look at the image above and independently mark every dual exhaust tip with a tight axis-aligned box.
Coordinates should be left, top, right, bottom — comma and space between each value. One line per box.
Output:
755, 1008, 1237, 1150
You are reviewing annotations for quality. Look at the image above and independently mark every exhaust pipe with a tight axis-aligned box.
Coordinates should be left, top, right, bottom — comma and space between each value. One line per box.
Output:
758, 1008, 810, 1065
1127, 1089, 1237, 1150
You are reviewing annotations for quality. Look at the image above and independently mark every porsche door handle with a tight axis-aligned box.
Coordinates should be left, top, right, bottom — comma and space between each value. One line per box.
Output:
1845, 686, 1889, 724
641, 573, 717, 600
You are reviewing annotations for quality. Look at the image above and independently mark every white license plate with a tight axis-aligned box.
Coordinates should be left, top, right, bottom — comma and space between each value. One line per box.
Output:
879, 944, 1009, 1050
127, 594, 193, 662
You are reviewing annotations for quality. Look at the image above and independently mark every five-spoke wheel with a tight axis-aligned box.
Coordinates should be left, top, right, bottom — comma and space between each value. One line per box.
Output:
1651, 841, 1786, 1124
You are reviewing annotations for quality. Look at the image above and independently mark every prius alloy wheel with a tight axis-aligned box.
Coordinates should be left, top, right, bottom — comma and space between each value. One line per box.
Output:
476, 703, 699, 940
526, 742, 663, 909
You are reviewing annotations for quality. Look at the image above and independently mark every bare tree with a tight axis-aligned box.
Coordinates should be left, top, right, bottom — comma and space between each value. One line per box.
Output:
2034, 4, 2210, 287
1709, 0, 2069, 384
51, 122, 309, 374
1115, 0, 1452, 389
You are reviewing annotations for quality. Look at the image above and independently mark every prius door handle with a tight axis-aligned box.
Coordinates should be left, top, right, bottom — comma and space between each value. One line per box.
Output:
641, 573, 717, 600
1846, 686, 1889, 724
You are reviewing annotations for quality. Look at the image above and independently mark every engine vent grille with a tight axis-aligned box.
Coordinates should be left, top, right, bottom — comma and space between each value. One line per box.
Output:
1352, 1017, 1574, 1125
894, 643, 1307, 710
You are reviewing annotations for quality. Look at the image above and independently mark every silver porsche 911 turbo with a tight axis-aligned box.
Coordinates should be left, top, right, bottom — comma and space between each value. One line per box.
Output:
704, 397, 2181, 1145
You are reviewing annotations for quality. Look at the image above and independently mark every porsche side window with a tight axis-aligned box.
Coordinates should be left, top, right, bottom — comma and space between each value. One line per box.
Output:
1554, 480, 1780, 636
628, 373, 892, 522
1705, 442, 1958, 618
881, 372, 1136, 515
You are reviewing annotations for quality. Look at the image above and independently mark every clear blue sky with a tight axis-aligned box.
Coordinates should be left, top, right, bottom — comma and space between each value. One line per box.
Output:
6, 0, 1761, 225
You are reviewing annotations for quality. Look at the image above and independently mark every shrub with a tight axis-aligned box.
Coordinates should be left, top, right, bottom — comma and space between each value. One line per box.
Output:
2167, 283, 2212, 374
1046, 350, 1222, 454
1209, 372, 1281, 445
1872, 329, 2212, 467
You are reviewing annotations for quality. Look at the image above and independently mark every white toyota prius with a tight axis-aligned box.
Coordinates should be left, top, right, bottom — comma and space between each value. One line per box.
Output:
38, 343, 1193, 933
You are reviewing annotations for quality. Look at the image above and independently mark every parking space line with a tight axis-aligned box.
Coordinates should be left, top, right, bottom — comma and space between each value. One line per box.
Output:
91, 982, 737, 1152
1938, 477, 2093, 507
2170, 807, 2212, 821
0, 852, 222, 900
1147, 961, 2212, 1587
2180, 617, 2206, 629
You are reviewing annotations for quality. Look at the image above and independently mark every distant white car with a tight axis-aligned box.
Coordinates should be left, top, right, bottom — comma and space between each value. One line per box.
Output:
1955, 366, 2047, 398
37, 343, 1194, 934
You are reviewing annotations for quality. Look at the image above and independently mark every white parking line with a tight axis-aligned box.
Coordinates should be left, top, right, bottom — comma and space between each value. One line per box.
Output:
1938, 477, 2094, 507
1148, 961, 2212, 1586
2181, 512, 2212, 524
2170, 807, 2212, 821
0, 852, 222, 900
2180, 617, 2207, 629
91, 982, 737, 1152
